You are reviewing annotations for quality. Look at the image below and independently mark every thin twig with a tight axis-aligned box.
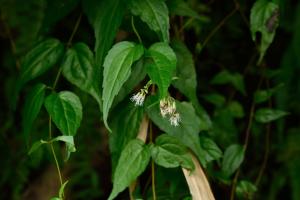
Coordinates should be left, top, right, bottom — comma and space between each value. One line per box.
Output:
1, 14, 21, 70
255, 80, 272, 186
49, 117, 63, 187
67, 13, 82, 47
131, 16, 142, 44
202, 8, 237, 49
230, 76, 264, 200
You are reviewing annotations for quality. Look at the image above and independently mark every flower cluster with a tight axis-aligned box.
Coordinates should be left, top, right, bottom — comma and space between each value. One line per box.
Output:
159, 96, 180, 126
130, 80, 152, 106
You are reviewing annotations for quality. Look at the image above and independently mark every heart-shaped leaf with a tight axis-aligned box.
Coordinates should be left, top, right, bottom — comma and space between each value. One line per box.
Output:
45, 91, 82, 136
62, 42, 101, 109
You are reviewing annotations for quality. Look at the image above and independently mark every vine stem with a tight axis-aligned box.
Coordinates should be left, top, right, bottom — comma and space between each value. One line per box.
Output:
67, 13, 82, 47
255, 80, 272, 186
131, 16, 142, 44
230, 75, 264, 200
201, 7, 237, 49
47, 13, 82, 199
49, 117, 64, 187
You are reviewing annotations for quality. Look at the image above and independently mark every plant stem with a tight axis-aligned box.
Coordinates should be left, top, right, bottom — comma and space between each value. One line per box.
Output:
131, 16, 142, 44
255, 80, 272, 186
67, 13, 82, 47
49, 117, 63, 187
202, 7, 237, 49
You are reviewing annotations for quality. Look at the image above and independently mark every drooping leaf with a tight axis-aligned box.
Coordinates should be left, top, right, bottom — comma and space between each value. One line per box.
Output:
250, 0, 279, 64
44, 91, 83, 136
83, 0, 125, 97
108, 139, 150, 200
19, 38, 64, 88
22, 83, 46, 142
102, 41, 144, 131
255, 108, 288, 123
61, 42, 101, 109
146, 42, 176, 98
151, 134, 194, 170
129, 0, 170, 42
109, 101, 144, 170
51, 135, 76, 153
166, 0, 200, 19
28, 139, 48, 155
146, 95, 207, 166
211, 70, 246, 96
222, 144, 245, 177
199, 136, 223, 163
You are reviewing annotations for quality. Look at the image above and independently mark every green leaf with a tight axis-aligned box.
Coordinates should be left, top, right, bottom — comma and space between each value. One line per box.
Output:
202, 93, 226, 107
113, 59, 147, 107
255, 108, 288, 123
22, 84, 46, 142
250, 0, 279, 64
199, 136, 223, 163
151, 134, 194, 170
19, 38, 64, 88
44, 91, 83, 136
147, 42, 176, 98
108, 139, 150, 200
254, 83, 284, 104
50, 198, 61, 200
171, 40, 197, 103
109, 101, 144, 171
166, 0, 200, 19
28, 139, 48, 155
83, 0, 125, 97
211, 70, 246, 96
227, 101, 244, 118
102, 41, 144, 131
61, 42, 101, 109
236, 180, 257, 199
59, 180, 69, 198
129, 0, 170, 42
146, 96, 207, 166
222, 144, 245, 177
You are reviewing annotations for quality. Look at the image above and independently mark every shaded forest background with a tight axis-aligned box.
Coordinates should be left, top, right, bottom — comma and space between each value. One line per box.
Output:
0, 0, 300, 199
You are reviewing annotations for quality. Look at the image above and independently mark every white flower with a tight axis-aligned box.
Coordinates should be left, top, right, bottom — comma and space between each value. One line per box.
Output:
130, 92, 145, 106
159, 98, 169, 117
169, 112, 180, 126
159, 97, 176, 117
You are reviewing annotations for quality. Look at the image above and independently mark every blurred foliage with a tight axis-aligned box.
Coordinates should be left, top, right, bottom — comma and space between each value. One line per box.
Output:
0, 0, 300, 199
